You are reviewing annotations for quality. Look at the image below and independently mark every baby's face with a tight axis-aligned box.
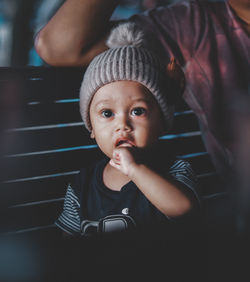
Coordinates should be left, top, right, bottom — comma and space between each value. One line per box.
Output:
89, 81, 164, 159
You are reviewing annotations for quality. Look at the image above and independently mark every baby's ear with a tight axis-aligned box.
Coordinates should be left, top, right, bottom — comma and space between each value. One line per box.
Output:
166, 57, 186, 102
90, 131, 95, 139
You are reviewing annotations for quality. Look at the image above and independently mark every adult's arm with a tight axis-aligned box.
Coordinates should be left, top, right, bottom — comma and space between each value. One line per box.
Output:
35, 0, 118, 66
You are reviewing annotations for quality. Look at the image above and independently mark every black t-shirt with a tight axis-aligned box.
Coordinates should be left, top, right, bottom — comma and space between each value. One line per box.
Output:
55, 158, 199, 236
86, 158, 170, 226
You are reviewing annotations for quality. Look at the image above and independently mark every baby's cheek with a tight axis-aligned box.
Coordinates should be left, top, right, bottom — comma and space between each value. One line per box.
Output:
136, 129, 150, 146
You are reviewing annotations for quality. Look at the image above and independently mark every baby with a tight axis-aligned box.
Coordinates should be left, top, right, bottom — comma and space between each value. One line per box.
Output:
55, 22, 200, 237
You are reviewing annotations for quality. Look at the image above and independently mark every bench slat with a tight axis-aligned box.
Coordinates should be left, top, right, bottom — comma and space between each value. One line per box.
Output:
3, 147, 104, 181
6, 201, 63, 232
3, 175, 72, 207
4, 103, 82, 129
5, 126, 92, 155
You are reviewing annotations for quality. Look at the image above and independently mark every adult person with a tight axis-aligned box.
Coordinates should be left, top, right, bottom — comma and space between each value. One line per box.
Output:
35, 0, 250, 187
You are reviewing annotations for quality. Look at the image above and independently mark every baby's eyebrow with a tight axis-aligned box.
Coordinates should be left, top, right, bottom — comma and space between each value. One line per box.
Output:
132, 98, 151, 105
93, 98, 151, 110
94, 100, 111, 109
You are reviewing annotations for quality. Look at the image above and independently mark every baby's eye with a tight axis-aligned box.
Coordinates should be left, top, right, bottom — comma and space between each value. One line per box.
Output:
131, 107, 146, 116
101, 109, 113, 118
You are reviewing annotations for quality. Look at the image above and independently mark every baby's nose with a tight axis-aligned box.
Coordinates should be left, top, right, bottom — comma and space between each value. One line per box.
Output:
116, 114, 132, 132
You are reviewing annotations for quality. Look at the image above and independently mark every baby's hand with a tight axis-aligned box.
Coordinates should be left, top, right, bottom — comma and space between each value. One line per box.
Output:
109, 147, 137, 176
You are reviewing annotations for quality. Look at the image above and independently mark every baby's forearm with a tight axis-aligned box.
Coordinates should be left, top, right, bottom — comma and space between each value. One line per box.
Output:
128, 164, 193, 217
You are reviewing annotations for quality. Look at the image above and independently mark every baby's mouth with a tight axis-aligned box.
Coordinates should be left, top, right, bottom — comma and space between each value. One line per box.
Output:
115, 138, 135, 148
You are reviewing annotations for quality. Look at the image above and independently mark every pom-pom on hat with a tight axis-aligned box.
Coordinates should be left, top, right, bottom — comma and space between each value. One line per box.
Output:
79, 22, 184, 132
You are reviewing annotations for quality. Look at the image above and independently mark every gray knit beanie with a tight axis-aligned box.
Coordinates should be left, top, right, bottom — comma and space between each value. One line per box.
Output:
79, 22, 177, 132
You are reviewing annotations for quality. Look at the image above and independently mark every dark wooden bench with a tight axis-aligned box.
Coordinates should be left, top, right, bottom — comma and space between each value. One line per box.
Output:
0, 67, 231, 239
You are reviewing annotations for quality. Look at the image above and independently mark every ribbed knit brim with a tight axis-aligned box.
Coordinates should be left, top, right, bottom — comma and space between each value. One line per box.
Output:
79, 45, 174, 132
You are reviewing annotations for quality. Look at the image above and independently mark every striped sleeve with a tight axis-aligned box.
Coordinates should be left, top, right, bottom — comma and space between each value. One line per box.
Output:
55, 184, 81, 235
168, 159, 200, 202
